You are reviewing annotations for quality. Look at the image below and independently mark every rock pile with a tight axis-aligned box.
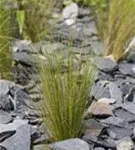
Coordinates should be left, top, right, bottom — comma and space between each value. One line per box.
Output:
0, 2, 135, 150
83, 56, 135, 150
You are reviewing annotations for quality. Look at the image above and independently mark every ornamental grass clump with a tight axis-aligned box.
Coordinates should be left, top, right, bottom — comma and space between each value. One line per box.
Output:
103, 0, 135, 61
20, 0, 56, 42
38, 49, 96, 142
0, 1, 12, 79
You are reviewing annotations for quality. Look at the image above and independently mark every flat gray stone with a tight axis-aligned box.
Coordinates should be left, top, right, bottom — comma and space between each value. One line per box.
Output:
119, 103, 135, 115
84, 22, 98, 36
87, 101, 113, 117
91, 80, 110, 100
84, 119, 104, 137
114, 107, 135, 122
107, 126, 132, 140
0, 118, 28, 134
119, 63, 135, 76
94, 148, 105, 150
116, 137, 134, 150
0, 80, 12, 95
108, 82, 123, 103
0, 110, 12, 124
63, 2, 78, 19
0, 124, 31, 150
100, 116, 128, 127
95, 57, 117, 72
12, 40, 31, 53
49, 138, 89, 150
13, 52, 34, 65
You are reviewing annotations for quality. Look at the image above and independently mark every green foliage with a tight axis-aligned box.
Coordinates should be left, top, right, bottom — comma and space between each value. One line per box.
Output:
74, 0, 106, 8
0, 1, 12, 79
15, 0, 56, 42
16, 10, 25, 34
102, 0, 135, 61
38, 49, 96, 142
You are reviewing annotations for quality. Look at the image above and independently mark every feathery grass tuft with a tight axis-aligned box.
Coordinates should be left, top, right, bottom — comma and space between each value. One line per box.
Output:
22, 0, 56, 42
38, 48, 96, 142
102, 0, 135, 61
0, 1, 12, 79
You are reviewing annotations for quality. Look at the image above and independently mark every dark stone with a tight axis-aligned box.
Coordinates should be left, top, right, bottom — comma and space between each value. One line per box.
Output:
32, 134, 49, 144
77, 16, 92, 23
133, 127, 135, 138
97, 71, 114, 81
0, 131, 15, 143
11, 87, 33, 110
82, 135, 116, 149
107, 82, 123, 103
107, 126, 132, 140
114, 107, 135, 122
53, 23, 84, 45
127, 51, 135, 63
91, 81, 110, 100
0, 146, 6, 150
13, 52, 34, 66
119, 63, 135, 77
119, 103, 135, 115
84, 119, 104, 137
0, 95, 14, 111
125, 87, 135, 102
100, 116, 129, 128
114, 78, 135, 99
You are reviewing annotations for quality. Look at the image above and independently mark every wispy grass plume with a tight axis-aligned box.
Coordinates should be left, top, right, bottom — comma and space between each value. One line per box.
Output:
38, 48, 96, 142
23, 0, 56, 42
103, 0, 135, 61
0, 1, 12, 79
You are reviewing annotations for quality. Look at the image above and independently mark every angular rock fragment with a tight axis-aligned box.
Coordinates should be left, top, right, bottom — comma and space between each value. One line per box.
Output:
87, 101, 113, 117
49, 138, 89, 150
84, 119, 104, 137
107, 126, 132, 140
0, 124, 31, 150
0, 110, 12, 124
116, 137, 134, 150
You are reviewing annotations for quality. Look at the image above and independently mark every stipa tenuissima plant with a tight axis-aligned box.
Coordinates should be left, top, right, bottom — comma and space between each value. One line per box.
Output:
20, 0, 56, 42
0, 1, 12, 79
103, 0, 135, 61
38, 48, 96, 142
